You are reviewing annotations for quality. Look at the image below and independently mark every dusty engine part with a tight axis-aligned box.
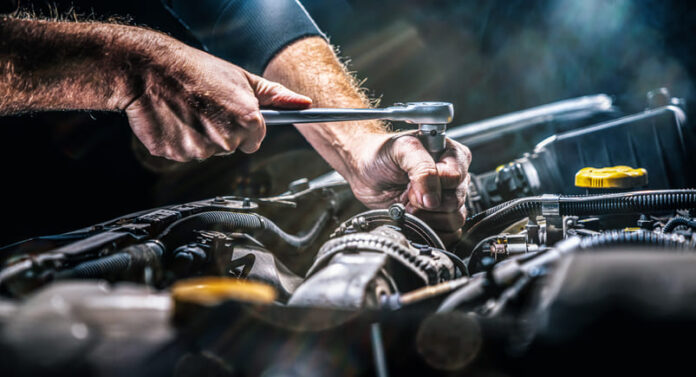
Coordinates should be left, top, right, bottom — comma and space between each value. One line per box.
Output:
290, 223, 455, 309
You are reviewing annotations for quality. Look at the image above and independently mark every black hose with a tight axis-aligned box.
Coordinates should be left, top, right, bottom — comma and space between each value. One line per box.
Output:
464, 189, 696, 239
158, 210, 331, 250
560, 190, 696, 215
439, 249, 469, 277
55, 241, 164, 281
663, 217, 696, 233
57, 252, 132, 279
575, 230, 695, 250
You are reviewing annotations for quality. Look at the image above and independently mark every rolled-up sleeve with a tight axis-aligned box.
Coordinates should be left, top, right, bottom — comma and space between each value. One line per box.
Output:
163, 0, 325, 74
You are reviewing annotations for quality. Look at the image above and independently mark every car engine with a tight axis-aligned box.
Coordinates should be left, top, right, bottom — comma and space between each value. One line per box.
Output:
1, 89, 695, 376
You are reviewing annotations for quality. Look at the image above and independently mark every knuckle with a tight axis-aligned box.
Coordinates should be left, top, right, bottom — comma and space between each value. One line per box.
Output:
237, 110, 263, 128
396, 136, 423, 150
459, 144, 472, 164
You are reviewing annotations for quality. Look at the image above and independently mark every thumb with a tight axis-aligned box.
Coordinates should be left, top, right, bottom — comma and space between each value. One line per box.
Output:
250, 74, 313, 109
392, 136, 442, 210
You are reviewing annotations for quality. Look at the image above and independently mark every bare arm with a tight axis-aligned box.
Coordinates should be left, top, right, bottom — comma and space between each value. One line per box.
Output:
264, 37, 472, 244
0, 16, 311, 161
0, 17, 141, 112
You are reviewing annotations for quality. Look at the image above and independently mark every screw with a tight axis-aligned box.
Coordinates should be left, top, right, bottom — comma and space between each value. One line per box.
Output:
242, 198, 251, 207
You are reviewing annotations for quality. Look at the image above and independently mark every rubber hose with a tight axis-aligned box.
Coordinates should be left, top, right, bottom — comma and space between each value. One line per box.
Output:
559, 190, 696, 215
663, 217, 696, 233
55, 242, 164, 280
58, 252, 132, 279
577, 230, 694, 250
159, 210, 330, 250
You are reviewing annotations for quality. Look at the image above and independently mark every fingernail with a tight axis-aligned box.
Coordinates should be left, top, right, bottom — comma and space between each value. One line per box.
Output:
423, 193, 440, 209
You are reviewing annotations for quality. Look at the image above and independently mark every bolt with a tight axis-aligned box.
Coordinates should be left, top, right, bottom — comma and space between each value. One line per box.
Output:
242, 197, 251, 207
388, 203, 406, 221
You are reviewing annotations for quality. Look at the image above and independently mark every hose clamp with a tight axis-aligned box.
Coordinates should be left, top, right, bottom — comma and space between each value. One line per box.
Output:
540, 194, 560, 216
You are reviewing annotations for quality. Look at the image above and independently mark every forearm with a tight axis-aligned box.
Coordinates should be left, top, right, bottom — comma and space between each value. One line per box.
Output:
263, 36, 387, 180
0, 17, 169, 114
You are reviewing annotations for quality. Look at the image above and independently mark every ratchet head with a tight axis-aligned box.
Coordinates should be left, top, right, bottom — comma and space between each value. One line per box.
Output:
390, 102, 454, 125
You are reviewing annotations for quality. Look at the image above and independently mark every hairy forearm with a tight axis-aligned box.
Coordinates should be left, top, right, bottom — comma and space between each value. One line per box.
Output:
0, 17, 172, 114
263, 36, 387, 180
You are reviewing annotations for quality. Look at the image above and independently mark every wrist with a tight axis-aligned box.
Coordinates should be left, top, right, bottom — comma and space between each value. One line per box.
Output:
107, 26, 183, 110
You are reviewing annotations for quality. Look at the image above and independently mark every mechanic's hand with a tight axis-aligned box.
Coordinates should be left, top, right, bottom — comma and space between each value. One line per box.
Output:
124, 41, 312, 162
347, 133, 472, 245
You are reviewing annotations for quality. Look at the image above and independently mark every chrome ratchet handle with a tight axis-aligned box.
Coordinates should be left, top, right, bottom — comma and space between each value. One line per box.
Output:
260, 102, 454, 160
260, 108, 390, 125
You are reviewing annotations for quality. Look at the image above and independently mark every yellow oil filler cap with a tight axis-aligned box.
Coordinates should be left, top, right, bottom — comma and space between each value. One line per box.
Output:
172, 277, 276, 306
575, 166, 648, 189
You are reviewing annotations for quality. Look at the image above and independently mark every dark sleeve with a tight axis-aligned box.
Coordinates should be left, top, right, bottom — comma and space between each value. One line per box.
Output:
162, 0, 325, 75
0, 0, 17, 14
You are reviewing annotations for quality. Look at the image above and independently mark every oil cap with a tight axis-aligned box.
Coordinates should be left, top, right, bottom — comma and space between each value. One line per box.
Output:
575, 166, 648, 189
172, 277, 276, 306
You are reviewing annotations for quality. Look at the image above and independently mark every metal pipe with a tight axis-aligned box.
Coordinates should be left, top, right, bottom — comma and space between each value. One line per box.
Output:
448, 94, 614, 140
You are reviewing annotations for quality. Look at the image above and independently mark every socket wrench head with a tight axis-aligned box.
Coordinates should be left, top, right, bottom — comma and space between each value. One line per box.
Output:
391, 102, 454, 125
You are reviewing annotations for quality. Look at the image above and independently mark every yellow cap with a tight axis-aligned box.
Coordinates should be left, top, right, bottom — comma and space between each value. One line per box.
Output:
575, 166, 648, 189
172, 277, 276, 306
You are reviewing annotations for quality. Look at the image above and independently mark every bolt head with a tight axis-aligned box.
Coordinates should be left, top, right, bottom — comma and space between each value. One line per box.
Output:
388, 203, 406, 221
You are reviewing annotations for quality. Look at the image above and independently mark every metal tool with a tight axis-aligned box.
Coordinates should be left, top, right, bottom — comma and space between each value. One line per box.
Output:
260, 102, 454, 159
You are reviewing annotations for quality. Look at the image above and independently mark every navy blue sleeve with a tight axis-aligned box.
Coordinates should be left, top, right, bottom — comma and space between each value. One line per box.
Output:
163, 0, 325, 75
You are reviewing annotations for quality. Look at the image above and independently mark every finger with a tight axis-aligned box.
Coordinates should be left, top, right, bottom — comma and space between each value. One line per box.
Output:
236, 110, 266, 153
411, 188, 467, 213
392, 136, 441, 210
126, 97, 183, 160
436, 142, 471, 189
177, 122, 220, 161
249, 74, 312, 109
200, 117, 242, 153
448, 138, 473, 166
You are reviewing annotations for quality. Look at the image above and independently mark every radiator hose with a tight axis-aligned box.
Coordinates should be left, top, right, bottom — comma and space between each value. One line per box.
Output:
54, 241, 164, 281
575, 230, 695, 250
158, 210, 331, 250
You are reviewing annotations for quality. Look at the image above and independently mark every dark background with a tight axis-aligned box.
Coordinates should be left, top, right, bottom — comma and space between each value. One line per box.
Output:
1, 0, 695, 245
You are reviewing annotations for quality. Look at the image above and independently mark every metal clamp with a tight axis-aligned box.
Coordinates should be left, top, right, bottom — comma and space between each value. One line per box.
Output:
540, 194, 560, 216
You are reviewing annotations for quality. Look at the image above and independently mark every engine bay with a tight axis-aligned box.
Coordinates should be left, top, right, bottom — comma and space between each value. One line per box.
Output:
1, 90, 696, 376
